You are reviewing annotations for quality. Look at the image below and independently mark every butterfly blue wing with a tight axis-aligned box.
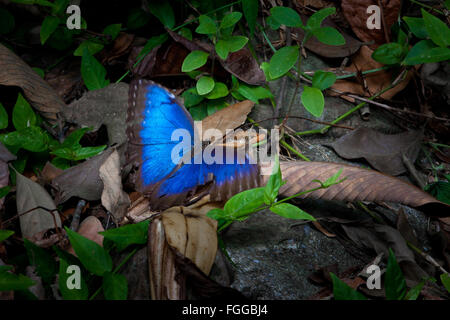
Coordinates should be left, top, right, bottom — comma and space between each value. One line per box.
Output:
127, 79, 261, 210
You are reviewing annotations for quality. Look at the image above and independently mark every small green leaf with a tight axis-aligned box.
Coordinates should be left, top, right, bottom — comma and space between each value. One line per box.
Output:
2, 127, 49, 152
100, 220, 149, 252
81, 48, 110, 91
32, 67, 45, 78
223, 188, 266, 220
260, 62, 272, 81
206, 82, 228, 99
266, 15, 281, 30
330, 272, 367, 300
51, 157, 71, 170
237, 84, 273, 103
178, 27, 192, 41
46, 27, 73, 50
312, 27, 345, 46
147, 0, 175, 29
301, 86, 324, 117
215, 40, 229, 60
188, 104, 208, 121
307, 7, 335, 30
24, 238, 57, 283
12, 93, 36, 130
65, 226, 112, 276
103, 23, 122, 40
40, 15, 60, 44
72, 146, 106, 161
182, 87, 204, 107
61, 127, 91, 149
270, 6, 303, 28
440, 273, 450, 293
103, 272, 128, 300
196, 76, 215, 95
220, 12, 242, 29
0, 230, 14, 243
403, 17, 428, 39
195, 15, 217, 35
403, 40, 450, 65
0, 102, 8, 129
264, 155, 282, 205
182, 50, 209, 72
372, 43, 407, 65
0, 186, 11, 199
421, 9, 450, 47
268, 46, 299, 80
58, 255, 89, 300
74, 40, 104, 56
270, 203, 315, 220
206, 99, 228, 115
0, 271, 35, 291
242, 0, 258, 35
312, 71, 336, 90
385, 248, 407, 300
425, 180, 450, 205
137, 34, 168, 60
404, 279, 425, 300
0, 8, 15, 35
207, 208, 226, 220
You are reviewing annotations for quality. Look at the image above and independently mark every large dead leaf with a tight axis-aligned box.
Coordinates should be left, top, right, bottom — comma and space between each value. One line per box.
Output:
330, 46, 414, 102
296, 15, 362, 58
99, 149, 130, 221
201, 100, 254, 137
63, 83, 129, 146
15, 170, 62, 240
341, 0, 401, 49
52, 148, 113, 204
274, 161, 449, 215
0, 44, 63, 124
327, 128, 423, 176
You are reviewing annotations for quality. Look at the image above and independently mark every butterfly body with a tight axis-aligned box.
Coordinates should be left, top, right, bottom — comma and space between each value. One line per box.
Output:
126, 79, 261, 210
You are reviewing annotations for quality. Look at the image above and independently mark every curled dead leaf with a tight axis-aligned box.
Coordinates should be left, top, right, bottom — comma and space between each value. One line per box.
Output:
0, 43, 63, 124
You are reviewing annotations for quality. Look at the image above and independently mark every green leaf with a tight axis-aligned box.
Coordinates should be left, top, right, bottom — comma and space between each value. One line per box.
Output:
12, 93, 36, 130
264, 155, 282, 205
404, 279, 425, 300
74, 40, 104, 56
182, 87, 204, 107
195, 15, 217, 35
206, 82, 228, 99
312, 71, 336, 90
421, 9, 450, 47
103, 24, 122, 40
81, 48, 110, 91
32, 67, 45, 78
0, 186, 11, 199
182, 50, 209, 72
440, 273, 450, 293
24, 238, 57, 283
330, 272, 367, 300
0, 271, 35, 291
196, 76, 215, 95
301, 86, 324, 117
403, 40, 450, 65
270, 6, 303, 28
0, 8, 15, 35
307, 7, 335, 30
268, 46, 299, 80
188, 104, 208, 121
178, 28, 192, 41
206, 99, 228, 115
207, 208, 226, 220
220, 12, 242, 29
126, 8, 150, 30
103, 272, 128, 300
51, 0, 69, 15
147, 0, 175, 29
242, 0, 258, 35
215, 40, 229, 60
266, 15, 281, 30
2, 126, 49, 152
0, 102, 8, 130
40, 15, 60, 44
403, 17, 428, 39
312, 27, 345, 46
99, 220, 149, 252
270, 203, 315, 220
58, 255, 89, 300
372, 42, 407, 65
0, 230, 14, 243
223, 187, 266, 220
46, 27, 73, 50
137, 34, 168, 60
61, 127, 91, 149
385, 248, 407, 300
215, 36, 248, 60
322, 169, 344, 187
425, 180, 450, 205
65, 226, 112, 276
72, 146, 106, 161
237, 84, 273, 103
51, 157, 71, 170
260, 62, 272, 81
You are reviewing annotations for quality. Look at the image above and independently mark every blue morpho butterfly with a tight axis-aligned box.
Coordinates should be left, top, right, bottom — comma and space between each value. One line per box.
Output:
126, 79, 261, 210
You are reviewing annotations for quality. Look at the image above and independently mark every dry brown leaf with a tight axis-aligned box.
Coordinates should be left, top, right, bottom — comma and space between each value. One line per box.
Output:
0, 44, 63, 124
38, 161, 63, 186
327, 128, 423, 176
99, 149, 130, 221
330, 46, 414, 102
274, 161, 449, 215
341, 0, 401, 49
202, 100, 255, 137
